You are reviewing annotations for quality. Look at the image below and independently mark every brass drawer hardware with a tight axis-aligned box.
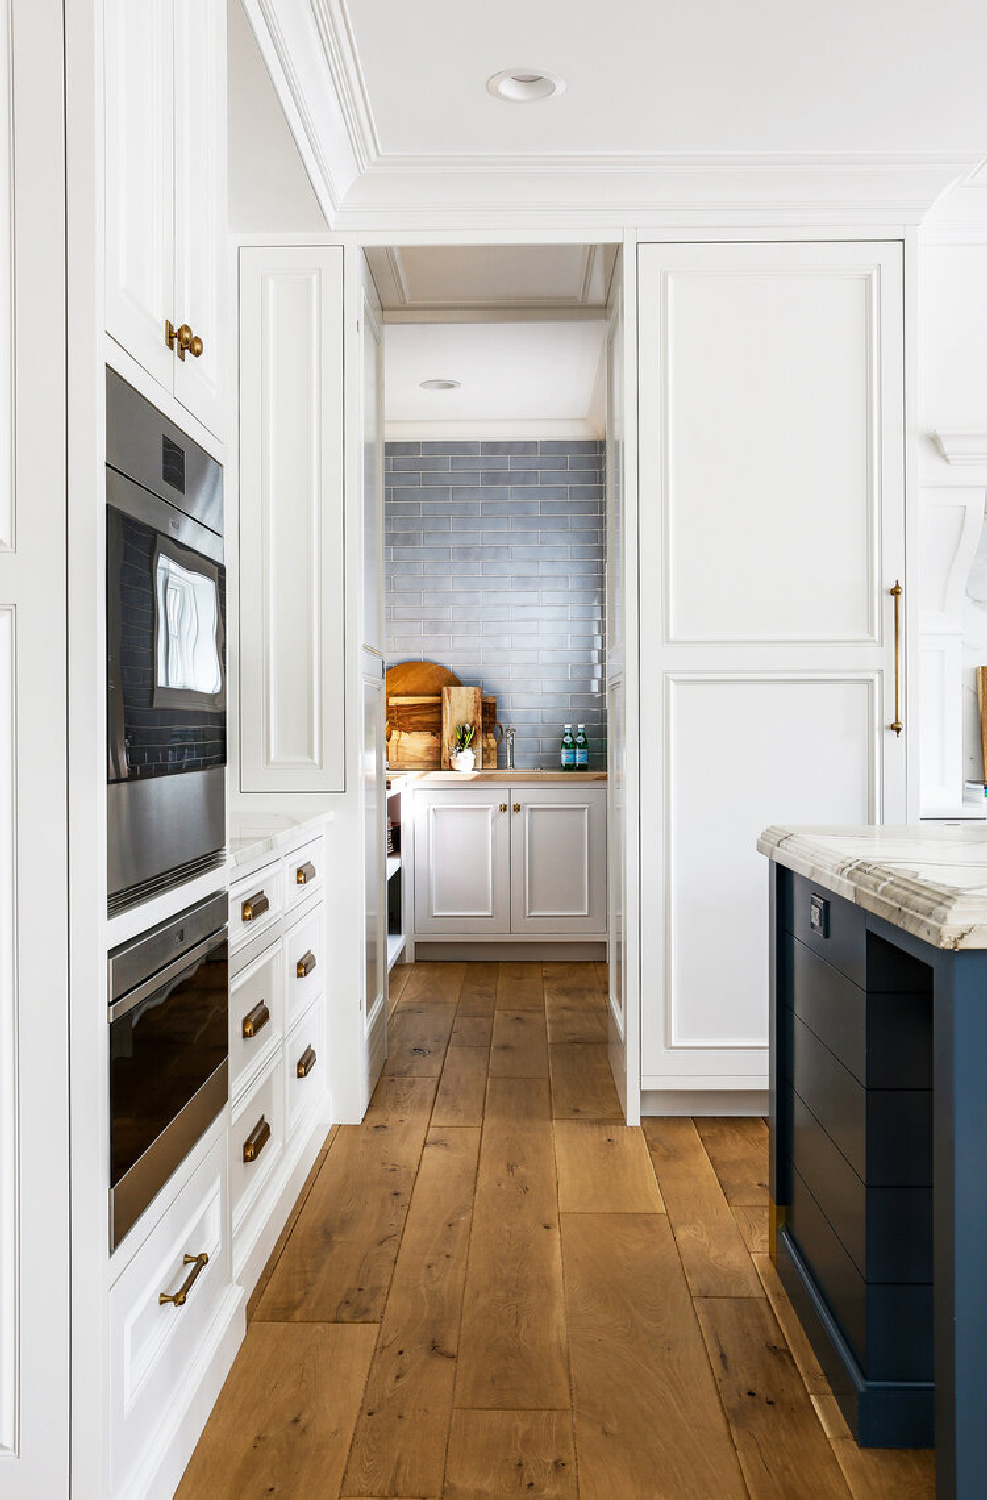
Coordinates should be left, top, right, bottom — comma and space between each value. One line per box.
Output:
241, 1000, 270, 1039
241, 889, 269, 923
243, 1115, 271, 1164
164, 320, 203, 362
513, 802, 521, 813
889, 580, 903, 736
297, 949, 316, 979
297, 1045, 317, 1079
499, 802, 508, 813
159, 1251, 208, 1308
296, 861, 316, 885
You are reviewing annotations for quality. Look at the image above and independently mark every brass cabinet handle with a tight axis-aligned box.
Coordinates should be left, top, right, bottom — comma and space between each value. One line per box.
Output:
241, 890, 269, 923
243, 1114, 271, 1164
513, 802, 521, 813
241, 1000, 270, 1039
499, 802, 508, 813
296, 861, 316, 886
297, 949, 316, 979
159, 1252, 208, 1308
889, 580, 903, 735
297, 1044, 317, 1079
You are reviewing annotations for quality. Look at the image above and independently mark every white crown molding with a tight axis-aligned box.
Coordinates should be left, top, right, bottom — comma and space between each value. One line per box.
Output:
308, 0, 380, 173
361, 149, 984, 178
382, 305, 607, 324
932, 432, 987, 465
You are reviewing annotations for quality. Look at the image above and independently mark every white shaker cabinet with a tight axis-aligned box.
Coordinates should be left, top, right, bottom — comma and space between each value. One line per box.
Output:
237, 246, 345, 794
510, 785, 607, 936
104, 0, 226, 436
414, 787, 512, 935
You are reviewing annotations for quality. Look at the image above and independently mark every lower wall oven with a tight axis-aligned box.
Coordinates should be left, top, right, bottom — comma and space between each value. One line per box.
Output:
108, 891, 229, 1251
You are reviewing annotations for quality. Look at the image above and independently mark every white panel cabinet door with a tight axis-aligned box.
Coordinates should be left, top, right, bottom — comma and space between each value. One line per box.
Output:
172, 0, 226, 436
510, 784, 607, 937
638, 241, 905, 1093
0, 0, 69, 1492
363, 664, 386, 1097
104, 0, 175, 391
360, 267, 384, 655
414, 789, 511, 935
238, 246, 345, 793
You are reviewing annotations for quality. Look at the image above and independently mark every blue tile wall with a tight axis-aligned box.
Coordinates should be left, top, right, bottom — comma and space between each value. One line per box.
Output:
385, 438, 606, 770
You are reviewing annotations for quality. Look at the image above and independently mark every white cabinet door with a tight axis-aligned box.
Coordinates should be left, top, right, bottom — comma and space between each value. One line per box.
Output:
172, 0, 226, 436
238, 246, 345, 793
360, 267, 384, 654
510, 785, 607, 936
638, 241, 905, 1092
104, 0, 175, 391
363, 664, 386, 1095
414, 789, 511, 935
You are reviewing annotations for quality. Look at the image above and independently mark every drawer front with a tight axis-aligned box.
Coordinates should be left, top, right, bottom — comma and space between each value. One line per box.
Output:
285, 902, 325, 1027
285, 833, 325, 913
792, 938, 866, 1084
230, 1054, 284, 1234
229, 861, 282, 951
110, 1134, 229, 1496
228, 939, 282, 1098
285, 994, 326, 1140
792, 873, 865, 988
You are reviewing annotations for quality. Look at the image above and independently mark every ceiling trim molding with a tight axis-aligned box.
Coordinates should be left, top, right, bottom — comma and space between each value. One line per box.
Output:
309, 0, 381, 172
932, 432, 987, 466
578, 245, 597, 305
385, 418, 604, 442
385, 246, 410, 304
357, 149, 985, 178
247, 0, 340, 216
382, 304, 608, 324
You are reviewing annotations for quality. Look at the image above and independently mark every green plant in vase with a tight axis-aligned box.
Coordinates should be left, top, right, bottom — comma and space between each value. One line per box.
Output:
452, 722, 476, 772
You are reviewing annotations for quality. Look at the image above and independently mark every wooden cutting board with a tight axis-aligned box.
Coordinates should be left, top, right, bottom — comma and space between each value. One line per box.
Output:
442, 685, 483, 769
385, 662, 501, 769
386, 660, 461, 697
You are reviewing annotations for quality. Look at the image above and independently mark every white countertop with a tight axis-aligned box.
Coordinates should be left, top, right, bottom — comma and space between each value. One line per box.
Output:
758, 823, 987, 950
227, 807, 333, 868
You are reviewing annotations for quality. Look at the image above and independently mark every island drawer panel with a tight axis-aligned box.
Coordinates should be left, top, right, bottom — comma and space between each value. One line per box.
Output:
793, 1017, 933, 1186
792, 1095, 934, 1283
792, 873, 866, 987
789, 1166, 934, 1381
792, 939, 934, 1089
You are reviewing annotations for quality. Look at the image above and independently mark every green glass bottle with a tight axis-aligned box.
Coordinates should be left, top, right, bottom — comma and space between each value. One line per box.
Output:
575, 724, 589, 771
560, 724, 575, 771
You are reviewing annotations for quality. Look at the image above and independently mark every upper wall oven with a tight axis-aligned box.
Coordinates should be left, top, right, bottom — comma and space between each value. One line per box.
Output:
106, 370, 226, 910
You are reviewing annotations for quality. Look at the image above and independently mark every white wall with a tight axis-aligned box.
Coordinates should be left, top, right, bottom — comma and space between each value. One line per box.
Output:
227, 0, 328, 233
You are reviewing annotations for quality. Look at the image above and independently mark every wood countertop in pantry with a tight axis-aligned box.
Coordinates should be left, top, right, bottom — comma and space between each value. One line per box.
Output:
387, 770, 607, 790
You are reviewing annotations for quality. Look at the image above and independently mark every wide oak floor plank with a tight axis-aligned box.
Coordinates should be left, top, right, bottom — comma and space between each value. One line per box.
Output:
443, 1410, 577, 1499
733, 1203, 770, 1255
455, 961, 500, 1015
432, 1046, 490, 1128
562, 1212, 747, 1500
450, 1009, 494, 1048
812, 1393, 935, 1500
696, 1296, 852, 1499
555, 1122, 664, 1215
542, 962, 604, 1009
176, 1323, 377, 1499
548, 1044, 623, 1121
385, 1004, 456, 1077
753, 1251, 831, 1395
342, 1128, 481, 1498
695, 1115, 770, 1205
496, 960, 545, 1010
246, 1124, 339, 1321
545, 1005, 607, 1046
643, 1118, 763, 1298
399, 961, 466, 1008
489, 1008, 549, 1077
388, 962, 413, 1014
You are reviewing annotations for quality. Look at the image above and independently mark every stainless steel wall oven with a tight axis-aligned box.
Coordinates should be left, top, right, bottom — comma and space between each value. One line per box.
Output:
106, 369, 226, 910
108, 892, 228, 1250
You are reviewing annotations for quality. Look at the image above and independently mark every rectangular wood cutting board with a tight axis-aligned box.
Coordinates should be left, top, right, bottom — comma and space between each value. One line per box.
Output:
441, 685, 483, 769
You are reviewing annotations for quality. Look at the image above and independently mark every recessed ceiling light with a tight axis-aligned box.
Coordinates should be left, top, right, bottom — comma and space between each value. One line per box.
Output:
486, 68, 565, 104
419, 378, 461, 391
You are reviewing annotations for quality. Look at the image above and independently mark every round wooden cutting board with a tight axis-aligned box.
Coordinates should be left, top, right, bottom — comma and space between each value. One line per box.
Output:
385, 660, 461, 696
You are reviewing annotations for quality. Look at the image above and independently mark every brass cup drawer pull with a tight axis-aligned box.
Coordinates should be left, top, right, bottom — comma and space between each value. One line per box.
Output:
241, 890, 270, 923
297, 949, 316, 980
296, 861, 317, 886
297, 1044, 317, 1079
159, 1251, 208, 1308
241, 1000, 270, 1039
243, 1114, 271, 1164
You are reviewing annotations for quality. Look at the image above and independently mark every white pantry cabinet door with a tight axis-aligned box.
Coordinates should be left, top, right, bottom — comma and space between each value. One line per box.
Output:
104, 0, 175, 391
172, 0, 226, 437
238, 246, 345, 793
638, 241, 905, 1092
360, 266, 384, 655
0, 0, 69, 1492
363, 664, 386, 1097
414, 789, 511, 935
510, 784, 607, 936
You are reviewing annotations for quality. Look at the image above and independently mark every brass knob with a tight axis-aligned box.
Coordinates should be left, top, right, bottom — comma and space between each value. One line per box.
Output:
189, 332, 204, 359
173, 323, 194, 362
513, 802, 521, 813
499, 802, 508, 813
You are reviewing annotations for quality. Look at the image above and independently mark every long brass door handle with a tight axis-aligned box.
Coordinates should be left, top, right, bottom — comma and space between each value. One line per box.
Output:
297, 950, 316, 979
889, 580, 903, 735
296, 861, 316, 885
297, 1045, 317, 1079
159, 1252, 208, 1307
243, 1115, 271, 1164
241, 1000, 270, 1039
241, 890, 269, 923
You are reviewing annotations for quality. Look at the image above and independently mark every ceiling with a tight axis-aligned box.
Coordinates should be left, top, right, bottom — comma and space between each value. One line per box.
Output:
365, 243, 616, 318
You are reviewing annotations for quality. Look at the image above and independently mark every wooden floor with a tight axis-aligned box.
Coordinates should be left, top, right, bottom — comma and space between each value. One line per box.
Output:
178, 961, 935, 1499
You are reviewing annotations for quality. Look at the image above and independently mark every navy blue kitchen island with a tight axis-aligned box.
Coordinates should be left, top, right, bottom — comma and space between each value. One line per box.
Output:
760, 825, 987, 1500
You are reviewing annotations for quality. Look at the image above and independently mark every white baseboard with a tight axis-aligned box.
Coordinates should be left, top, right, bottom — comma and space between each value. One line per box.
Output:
640, 1089, 769, 1118
413, 940, 607, 962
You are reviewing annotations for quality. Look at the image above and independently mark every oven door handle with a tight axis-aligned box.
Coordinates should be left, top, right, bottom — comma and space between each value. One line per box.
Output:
108, 928, 227, 1024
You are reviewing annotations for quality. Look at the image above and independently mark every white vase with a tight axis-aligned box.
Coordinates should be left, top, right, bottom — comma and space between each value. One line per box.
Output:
452, 748, 475, 772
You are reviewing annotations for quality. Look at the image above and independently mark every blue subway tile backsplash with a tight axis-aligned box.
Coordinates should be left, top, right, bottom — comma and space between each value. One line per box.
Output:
386, 437, 606, 770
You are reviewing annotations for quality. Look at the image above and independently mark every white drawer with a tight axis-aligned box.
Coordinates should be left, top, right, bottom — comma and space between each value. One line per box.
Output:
228, 939, 282, 1099
229, 860, 282, 951
284, 902, 325, 1027
285, 832, 325, 914
230, 1052, 284, 1236
285, 994, 326, 1140
110, 1134, 229, 1498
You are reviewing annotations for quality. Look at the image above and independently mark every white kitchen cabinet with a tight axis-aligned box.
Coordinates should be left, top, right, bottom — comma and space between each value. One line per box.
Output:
413, 783, 606, 940
104, 0, 226, 436
238, 246, 345, 794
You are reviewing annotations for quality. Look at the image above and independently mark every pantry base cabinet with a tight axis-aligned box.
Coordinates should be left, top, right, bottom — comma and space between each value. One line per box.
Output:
413, 782, 607, 943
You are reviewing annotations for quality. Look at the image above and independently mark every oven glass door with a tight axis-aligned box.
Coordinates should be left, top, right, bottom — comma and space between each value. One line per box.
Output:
109, 931, 229, 1192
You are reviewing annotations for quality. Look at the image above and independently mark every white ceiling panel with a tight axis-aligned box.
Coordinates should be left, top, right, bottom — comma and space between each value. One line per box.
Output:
366, 243, 615, 313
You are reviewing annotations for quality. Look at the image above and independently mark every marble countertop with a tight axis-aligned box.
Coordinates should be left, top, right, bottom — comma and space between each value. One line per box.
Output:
759, 824, 987, 950
228, 806, 333, 868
